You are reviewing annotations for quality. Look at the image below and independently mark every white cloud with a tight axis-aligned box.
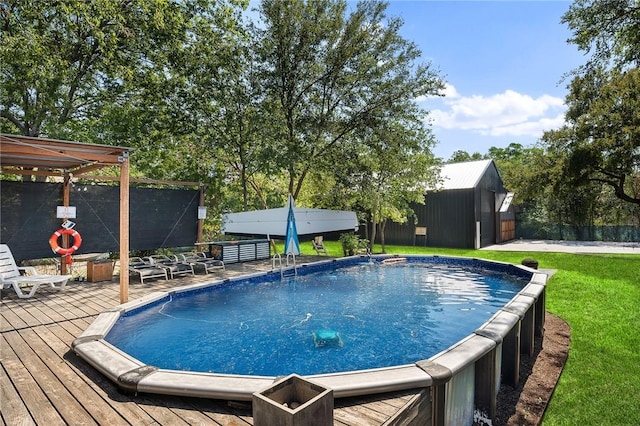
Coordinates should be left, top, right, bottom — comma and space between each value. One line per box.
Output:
415, 82, 459, 103
423, 86, 566, 138
442, 83, 460, 99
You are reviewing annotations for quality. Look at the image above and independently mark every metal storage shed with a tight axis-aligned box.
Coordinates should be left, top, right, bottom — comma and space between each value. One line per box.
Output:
383, 159, 515, 249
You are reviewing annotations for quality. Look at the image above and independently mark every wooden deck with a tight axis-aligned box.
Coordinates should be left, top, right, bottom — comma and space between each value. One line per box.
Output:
1, 257, 427, 425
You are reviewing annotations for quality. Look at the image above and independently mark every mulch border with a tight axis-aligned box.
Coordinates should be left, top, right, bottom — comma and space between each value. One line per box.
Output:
494, 312, 571, 425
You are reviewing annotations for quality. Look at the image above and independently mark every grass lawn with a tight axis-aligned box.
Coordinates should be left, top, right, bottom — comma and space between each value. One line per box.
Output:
291, 240, 640, 425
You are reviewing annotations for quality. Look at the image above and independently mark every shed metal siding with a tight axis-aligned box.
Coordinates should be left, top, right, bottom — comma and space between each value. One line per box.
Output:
476, 163, 507, 247
479, 188, 496, 247
425, 189, 476, 248
476, 163, 506, 193
382, 220, 418, 246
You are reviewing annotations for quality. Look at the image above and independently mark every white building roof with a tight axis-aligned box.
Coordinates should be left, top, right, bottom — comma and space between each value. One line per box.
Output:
435, 159, 493, 190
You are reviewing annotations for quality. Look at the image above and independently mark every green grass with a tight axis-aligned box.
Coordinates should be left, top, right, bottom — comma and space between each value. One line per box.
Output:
289, 240, 640, 425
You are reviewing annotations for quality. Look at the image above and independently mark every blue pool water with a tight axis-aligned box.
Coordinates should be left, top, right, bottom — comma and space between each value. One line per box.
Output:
106, 261, 526, 376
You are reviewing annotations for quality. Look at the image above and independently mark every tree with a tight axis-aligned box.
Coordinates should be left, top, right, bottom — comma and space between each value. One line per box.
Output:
253, 0, 444, 200
448, 150, 483, 163
486, 143, 544, 204
168, 12, 276, 211
329, 114, 439, 252
562, 0, 640, 72
0, 0, 194, 137
542, 68, 640, 206
0, 1, 248, 183
548, 0, 640, 208
1, 0, 449, 238
365, 127, 438, 253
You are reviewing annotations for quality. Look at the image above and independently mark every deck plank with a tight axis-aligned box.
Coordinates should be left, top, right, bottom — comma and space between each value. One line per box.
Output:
20, 298, 62, 326
35, 298, 81, 324
64, 287, 112, 314
0, 305, 29, 332
24, 326, 130, 426
0, 363, 35, 426
334, 404, 392, 426
3, 330, 98, 425
187, 400, 250, 425
0, 333, 67, 425
1, 300, 39, 330
42, 319, 192, 425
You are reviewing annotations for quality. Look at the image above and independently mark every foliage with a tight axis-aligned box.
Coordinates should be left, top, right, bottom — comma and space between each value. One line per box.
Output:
448, 7, 640, 228
338, 232, 369, 256
562, 0, 640, 72
338, 233, 359, 256
485, 143, 544, 204
550, 1, 640, 211
343, 119, 439, 252
174, 14, 275, 211
0, 0, 219, 137
448, 141, 639, 232
253, 0, 444, 200
447, 143, 550, 206
448, 150, 483, 163
541, 68, 640, 207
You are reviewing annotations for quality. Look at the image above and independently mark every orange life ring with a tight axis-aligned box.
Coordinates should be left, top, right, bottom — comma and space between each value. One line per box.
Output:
49, 228, 82, 256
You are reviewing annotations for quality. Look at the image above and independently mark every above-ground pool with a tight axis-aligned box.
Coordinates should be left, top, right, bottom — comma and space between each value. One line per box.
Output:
73, 254, 548, 423
104, 260, 524, 377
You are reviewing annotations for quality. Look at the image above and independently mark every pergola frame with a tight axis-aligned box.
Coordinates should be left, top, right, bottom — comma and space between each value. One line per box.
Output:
1, 133, 135, 302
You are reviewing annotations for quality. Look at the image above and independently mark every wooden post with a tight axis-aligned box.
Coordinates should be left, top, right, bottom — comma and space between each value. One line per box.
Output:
60, 173, 71, 275
197, 184, 205, 245
119, 156, 130, 304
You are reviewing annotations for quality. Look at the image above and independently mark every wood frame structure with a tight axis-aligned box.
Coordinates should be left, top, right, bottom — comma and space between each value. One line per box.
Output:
0, 133, 134, 303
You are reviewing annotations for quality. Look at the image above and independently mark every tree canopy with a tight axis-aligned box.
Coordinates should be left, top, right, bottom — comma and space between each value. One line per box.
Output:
562, 0, 640, 72
544, 0, 640, 207
545, 68, 640, 205
0, 0, 235, 137
253, 0, 443, 200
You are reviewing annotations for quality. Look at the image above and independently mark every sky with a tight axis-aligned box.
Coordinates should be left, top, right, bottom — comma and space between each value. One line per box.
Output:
373, 0, 587, 160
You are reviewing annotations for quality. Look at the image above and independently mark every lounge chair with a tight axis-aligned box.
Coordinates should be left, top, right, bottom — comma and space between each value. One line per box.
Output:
0, 244, 71, 298
312, 236, 328, 256
177, 252, 225, 274
146, 255, 195, 279
129, 257, 168, 284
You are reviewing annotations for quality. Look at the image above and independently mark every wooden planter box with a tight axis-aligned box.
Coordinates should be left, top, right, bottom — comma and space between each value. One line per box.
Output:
252, 374, 333, 426
87, 260, 114, 282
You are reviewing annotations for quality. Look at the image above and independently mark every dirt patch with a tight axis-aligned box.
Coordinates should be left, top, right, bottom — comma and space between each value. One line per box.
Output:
493, 312, 571, 425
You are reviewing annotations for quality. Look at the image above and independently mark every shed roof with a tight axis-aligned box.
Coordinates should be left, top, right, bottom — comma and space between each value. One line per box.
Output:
436, 159, 493, 190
